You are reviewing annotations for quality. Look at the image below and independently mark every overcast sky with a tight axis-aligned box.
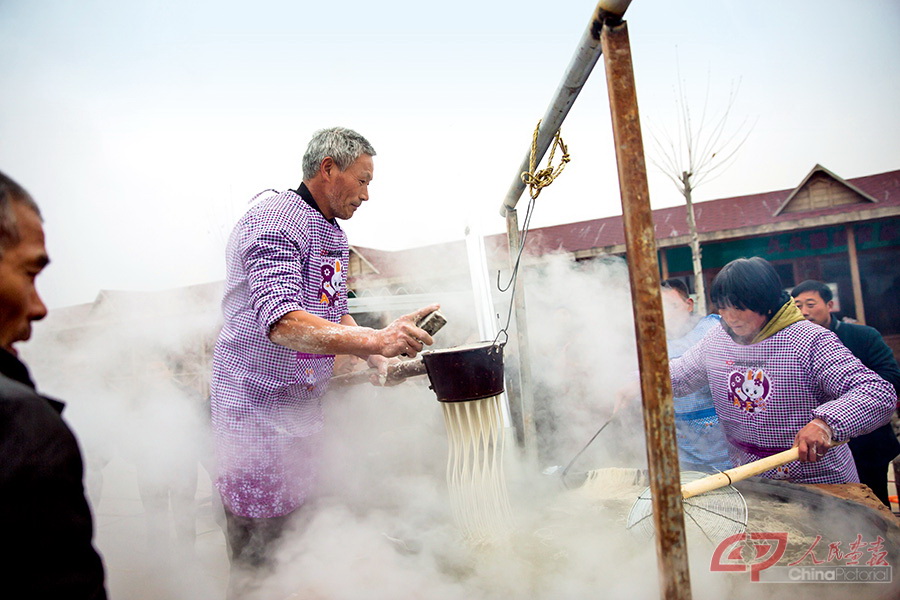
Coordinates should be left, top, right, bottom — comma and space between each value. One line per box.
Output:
2, 0, 898, 308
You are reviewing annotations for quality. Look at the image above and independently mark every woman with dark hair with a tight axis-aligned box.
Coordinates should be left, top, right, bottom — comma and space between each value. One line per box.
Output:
670, 257, 896, 484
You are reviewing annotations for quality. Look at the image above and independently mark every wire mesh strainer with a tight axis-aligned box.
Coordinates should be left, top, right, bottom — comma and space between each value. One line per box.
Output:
624, 444, 842, 543
626, 471, 748, 543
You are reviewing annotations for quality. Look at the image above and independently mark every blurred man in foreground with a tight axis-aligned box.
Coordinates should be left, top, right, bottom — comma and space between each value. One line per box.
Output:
792, 279, 900, 506
0, 171, 107, 598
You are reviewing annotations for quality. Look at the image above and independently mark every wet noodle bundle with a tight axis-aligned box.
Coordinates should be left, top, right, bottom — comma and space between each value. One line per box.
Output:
441, 394, 513, 544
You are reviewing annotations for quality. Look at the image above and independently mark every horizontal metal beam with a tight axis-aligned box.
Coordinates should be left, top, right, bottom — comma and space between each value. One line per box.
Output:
499, 1, 633, 216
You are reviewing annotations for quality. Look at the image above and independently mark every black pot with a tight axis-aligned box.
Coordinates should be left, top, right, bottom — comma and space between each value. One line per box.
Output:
421, 341, 505, 402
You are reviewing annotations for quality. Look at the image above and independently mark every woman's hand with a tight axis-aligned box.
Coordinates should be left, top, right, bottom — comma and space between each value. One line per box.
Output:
794, 418, 833, 462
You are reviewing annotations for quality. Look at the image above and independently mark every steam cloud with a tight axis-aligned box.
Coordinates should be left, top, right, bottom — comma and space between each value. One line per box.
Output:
20, 253, 899, 599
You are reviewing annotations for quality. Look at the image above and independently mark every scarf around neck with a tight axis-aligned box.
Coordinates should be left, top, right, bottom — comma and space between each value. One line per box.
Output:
750, 299, 806, 344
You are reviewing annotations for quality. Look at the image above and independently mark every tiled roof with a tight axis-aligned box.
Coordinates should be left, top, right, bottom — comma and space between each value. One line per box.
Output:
517, 167, 900, 255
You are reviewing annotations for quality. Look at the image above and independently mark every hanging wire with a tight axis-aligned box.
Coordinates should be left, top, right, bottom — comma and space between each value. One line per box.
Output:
494, 120, 570, 344
493, 192, 538, 344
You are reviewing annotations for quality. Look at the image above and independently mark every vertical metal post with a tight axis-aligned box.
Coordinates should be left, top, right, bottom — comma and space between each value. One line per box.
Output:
505, 208, 538, 459
601, 18, 692, 600
846, 224, 866, 324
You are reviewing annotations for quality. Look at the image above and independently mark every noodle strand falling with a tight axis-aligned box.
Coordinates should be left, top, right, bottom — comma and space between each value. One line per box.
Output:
441, 395, 513, 544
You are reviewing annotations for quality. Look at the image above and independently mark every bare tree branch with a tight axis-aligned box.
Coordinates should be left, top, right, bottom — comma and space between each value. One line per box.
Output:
647, 58, 755, 314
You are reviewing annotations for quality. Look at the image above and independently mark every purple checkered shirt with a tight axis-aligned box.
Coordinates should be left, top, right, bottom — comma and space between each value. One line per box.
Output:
671, 319, 897, 484
210, 187, 349, 517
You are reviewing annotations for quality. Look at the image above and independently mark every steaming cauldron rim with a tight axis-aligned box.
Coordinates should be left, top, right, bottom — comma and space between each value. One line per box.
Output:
421, 341, 505, 402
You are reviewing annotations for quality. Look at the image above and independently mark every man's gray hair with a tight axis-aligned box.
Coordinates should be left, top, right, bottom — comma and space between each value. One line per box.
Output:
302, 127, 376, 181
0, 171, 42, 256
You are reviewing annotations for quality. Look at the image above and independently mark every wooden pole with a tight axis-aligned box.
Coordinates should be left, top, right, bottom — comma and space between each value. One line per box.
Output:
601, 18, 692, 600
505, 208, 538, 457
845, 224, 866, 324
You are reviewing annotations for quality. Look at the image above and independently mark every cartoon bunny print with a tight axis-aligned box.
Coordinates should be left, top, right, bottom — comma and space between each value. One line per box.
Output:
728, 368, 772, 414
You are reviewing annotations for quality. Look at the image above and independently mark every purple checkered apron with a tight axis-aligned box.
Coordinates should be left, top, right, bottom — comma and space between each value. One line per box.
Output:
210, 189, 349, 517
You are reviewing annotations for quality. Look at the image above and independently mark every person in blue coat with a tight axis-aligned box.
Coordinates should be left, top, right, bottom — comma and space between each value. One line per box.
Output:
662, 279, 732, 473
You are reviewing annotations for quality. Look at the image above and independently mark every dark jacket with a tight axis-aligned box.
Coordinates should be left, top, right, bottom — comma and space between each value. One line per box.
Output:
829, 317, 900, 466
0, 349, 107, 599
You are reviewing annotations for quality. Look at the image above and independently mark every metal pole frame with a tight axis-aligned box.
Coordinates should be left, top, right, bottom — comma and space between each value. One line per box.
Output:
497, 1, 614, 460
497, 0, 618, 456
505, 208, 538, 459
496, 4, 692, 595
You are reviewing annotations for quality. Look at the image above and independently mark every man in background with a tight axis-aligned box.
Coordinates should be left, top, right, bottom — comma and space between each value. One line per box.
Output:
661, 279, 731, 472
0, 171, 107, 598
211, 127, 437, 596
792, 279, 900, 506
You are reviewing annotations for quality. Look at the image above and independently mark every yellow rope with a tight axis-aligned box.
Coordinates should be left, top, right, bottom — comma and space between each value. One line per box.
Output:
520, 119, 571, 200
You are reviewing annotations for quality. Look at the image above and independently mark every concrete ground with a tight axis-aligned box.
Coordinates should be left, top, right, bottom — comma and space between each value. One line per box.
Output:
92, 457, 229, 599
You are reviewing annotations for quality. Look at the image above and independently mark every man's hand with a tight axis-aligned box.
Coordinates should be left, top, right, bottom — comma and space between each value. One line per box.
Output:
364, 355, 403, 386
794, 418, 833, 463
372, 304, 440, 358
